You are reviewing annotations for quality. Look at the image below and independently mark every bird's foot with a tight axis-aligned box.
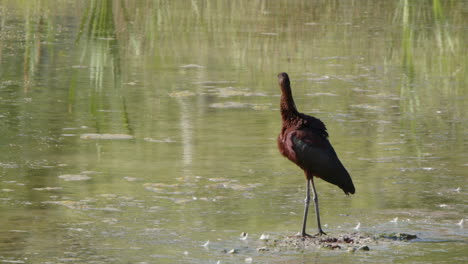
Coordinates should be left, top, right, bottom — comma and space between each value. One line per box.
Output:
296, 232, 315, 239
296, 230, 327, 239
315, 230, 327, 236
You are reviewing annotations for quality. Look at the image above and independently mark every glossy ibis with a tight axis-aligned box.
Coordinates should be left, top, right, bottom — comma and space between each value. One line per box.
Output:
277, 72, 355, 237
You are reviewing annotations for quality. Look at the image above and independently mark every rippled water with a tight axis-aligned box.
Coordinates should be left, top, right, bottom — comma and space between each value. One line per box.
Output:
0, 1, 466, 263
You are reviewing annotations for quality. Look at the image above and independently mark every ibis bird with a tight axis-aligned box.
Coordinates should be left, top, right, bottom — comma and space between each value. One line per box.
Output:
277, 72, 355, 237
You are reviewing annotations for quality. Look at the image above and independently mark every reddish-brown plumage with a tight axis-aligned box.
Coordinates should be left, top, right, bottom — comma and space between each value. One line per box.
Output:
277, 72, 355, 236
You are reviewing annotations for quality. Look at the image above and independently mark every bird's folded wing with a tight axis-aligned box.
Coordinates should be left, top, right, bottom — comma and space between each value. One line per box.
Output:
291, 130, 355, 194
291, 130, 337, 170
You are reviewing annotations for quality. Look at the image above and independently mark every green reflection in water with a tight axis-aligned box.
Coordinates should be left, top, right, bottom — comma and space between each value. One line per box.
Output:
0, 0, 466, 263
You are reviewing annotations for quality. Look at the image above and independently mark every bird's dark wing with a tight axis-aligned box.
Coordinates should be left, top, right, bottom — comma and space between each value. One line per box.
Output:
291, 129, 355, 194
298, 113, 329, 138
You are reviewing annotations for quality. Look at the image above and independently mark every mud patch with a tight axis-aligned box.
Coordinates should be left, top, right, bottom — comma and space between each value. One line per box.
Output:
262, 232, 418, 251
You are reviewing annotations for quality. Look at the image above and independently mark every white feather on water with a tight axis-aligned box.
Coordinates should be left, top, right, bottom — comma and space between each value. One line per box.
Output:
354, 222, 361, 230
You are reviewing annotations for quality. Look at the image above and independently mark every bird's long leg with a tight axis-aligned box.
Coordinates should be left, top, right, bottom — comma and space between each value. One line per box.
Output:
300, 179, 312, 237
310, 177, 326, 236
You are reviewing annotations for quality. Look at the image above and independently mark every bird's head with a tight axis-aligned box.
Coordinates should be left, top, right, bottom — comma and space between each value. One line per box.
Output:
277, 72, 290, 88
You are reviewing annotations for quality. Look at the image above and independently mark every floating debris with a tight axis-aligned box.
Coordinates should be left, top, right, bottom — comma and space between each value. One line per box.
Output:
390, 217, 398, 223
80, 133, 134, 140
354, 222, 361, 230
168, 91, 196, 97
102, 218, 119, 224
58, 174, 92, 181
144, 137, 176, 143
251, 104, 270, 110
307, 92, 338, 97
97, 37, 115, 40
202, 240, 210, 248
358, 245, 370, 251
143, 183, 179, 193
421, 167, 434, 171
377, 140, 406, 145
180, 64, 204, 68
193, 80, 236, 85
366, 93, 400, 100
123, 176, 140, 182
257, 247, 269, 252
457, 219, 464, 226
81, 171, 101, 175
322, 244, 341, 250
347, 247, 356, 253
350, 104, 385, 112
0, 162, 19, 169
67, 228, 85, 232
173, 198, 193, 204
245, 257, 253, 263
229, 183, 262, 191
227, 249, 239, 254
240, 232, 248, 240
33, 187, 63, 191
71, 65, 88, 69
206, 180, 262, 192
86, 207, 122, 212
9, 230, 28, 233
42, 200, 88, 210
260, 233, 269, 240
97, 109, 121, 113
61, 134, 76, 137
209, 101, 271, 110
306, 76, 331, 81
208, 178, 233, 182
99, 194, 117, 198
0, 260, 26, 264
209, 102, 250, 109
209, 87, 267, 98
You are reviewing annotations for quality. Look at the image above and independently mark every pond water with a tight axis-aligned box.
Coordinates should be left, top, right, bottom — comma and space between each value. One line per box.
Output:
0, 0, 466, 263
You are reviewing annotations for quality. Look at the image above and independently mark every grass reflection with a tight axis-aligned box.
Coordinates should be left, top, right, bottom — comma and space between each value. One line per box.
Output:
393, 0, 465, 160
73, 0, 134, 135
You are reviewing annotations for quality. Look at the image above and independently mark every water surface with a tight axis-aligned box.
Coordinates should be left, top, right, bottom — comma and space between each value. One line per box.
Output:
0, 1, 466, 263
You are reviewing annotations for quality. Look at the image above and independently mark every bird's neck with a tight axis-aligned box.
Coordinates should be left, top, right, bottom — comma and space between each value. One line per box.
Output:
280, 86, 299, 121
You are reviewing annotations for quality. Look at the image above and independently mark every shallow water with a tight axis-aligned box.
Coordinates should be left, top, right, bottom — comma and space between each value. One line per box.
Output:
0, 0, 467, 263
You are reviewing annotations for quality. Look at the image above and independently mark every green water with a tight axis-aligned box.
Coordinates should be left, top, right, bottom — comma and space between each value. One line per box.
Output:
0, 0, 466, 263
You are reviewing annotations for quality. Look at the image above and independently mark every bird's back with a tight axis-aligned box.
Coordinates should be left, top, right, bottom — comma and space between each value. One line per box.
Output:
285, 114, 355, 195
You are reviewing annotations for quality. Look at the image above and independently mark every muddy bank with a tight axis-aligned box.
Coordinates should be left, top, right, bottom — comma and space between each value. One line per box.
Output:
259, 232, 418, 252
